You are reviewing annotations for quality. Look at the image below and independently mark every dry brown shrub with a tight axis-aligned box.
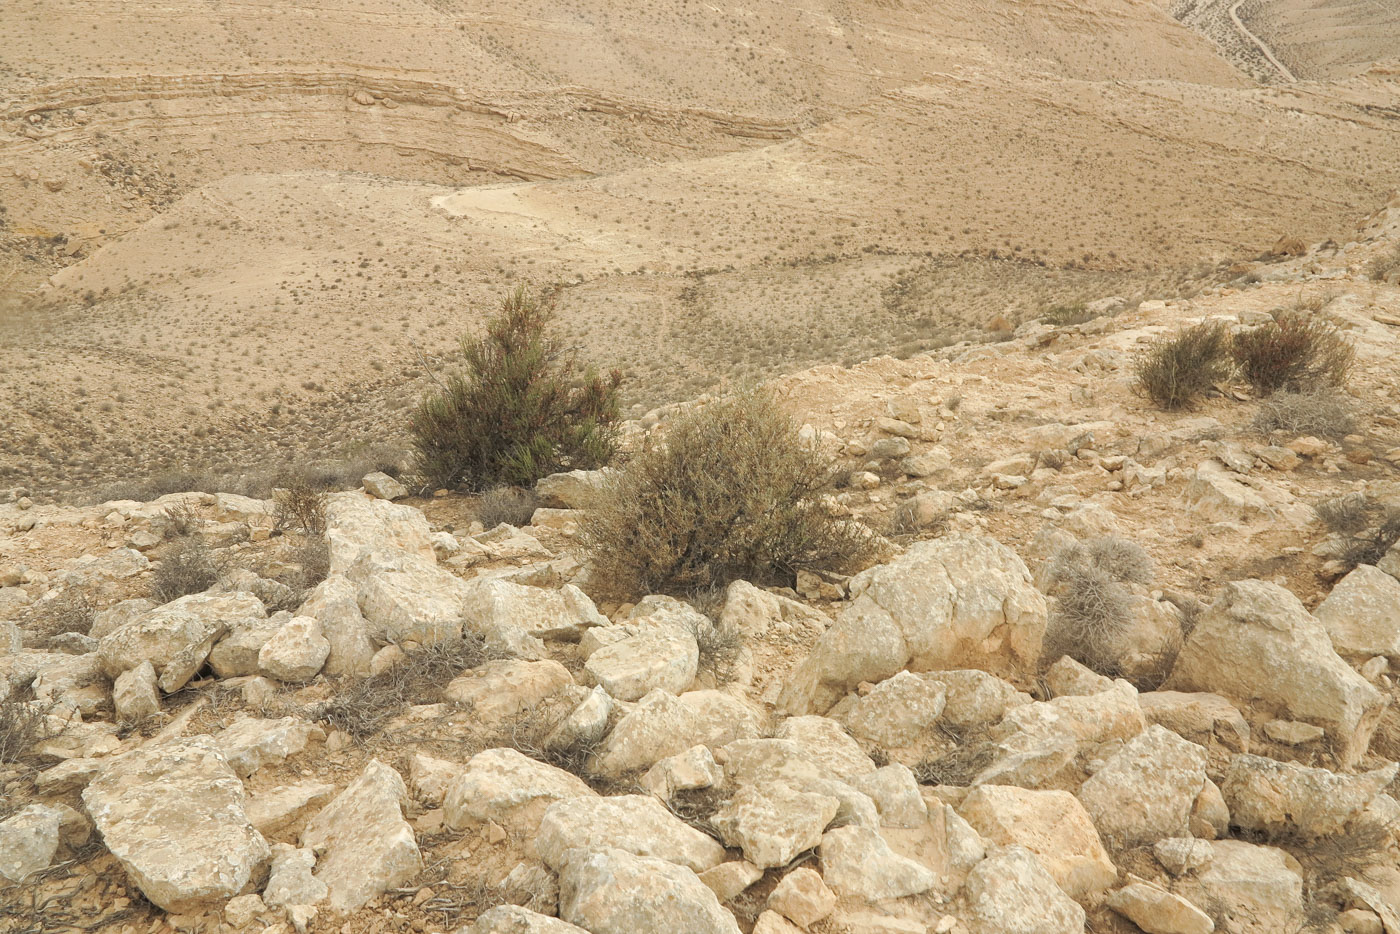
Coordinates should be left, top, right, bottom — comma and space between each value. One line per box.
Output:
1251, 389, 1358, 438
273, 471, 329, 535
149, 537, 221, 603
1133, 322, 1233, 410
475, 486, 539, 529
1232, 312, 1354, 395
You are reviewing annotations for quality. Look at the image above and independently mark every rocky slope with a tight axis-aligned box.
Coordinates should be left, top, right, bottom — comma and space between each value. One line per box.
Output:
2, 204, 1400, 934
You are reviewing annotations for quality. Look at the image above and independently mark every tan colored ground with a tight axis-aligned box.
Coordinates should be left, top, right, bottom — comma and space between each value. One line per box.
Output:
1, 0, 1399, 499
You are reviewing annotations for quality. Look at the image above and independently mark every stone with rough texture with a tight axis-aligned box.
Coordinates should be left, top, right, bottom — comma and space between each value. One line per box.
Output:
443, 659, 574, 728
264, 843, 327, 909
81, 737, 270, 913
1154, 837, 1214, 876
768, 866, 837, 928
463, 579, 607, 647
712, 781, 841, 869
1107, 879, 1215, 934
779, 536, 1047, 715
112, 660, 159, 724
1164, 580, 1385, 768
720, 580, 830, 639
819, 825, 937, 900
641, 744, 723, 800
1314, 565, 1400, 660
325, 492, 435, 575
963, 845, 1087, 934
584, 619, 699, 702
1045, 655, 1114, 696
1138, 692, 1250, 756
258, 616, 330, 682
208, 617, 284, 678
536, 795, 725, 873
0, 805, 61, 882
246, 782, 336, 837
296, 577, 376, 677
347, 549, 470, 646
1078, 725, 1209, 845
216, 716, 324, 778
852, 765, 928, 828
922, 669, 1032, 730
773, 716, 878, 781
473, 905, 590, 934
1171, 840, 1303, 934
1219, 754, 1397, 838
699, 861, 764, 901
959, 785, 1116, 899
301, 759, 422, 910
558, 847, 740, 934
592, 689, 763, 777
97, 591, 265, 678
362, 472, 407, 501
833, 670, 946, 748
535, 469, 612, 508
444, 747, 596, 834
752, 912, 804, 934
546, 685, 613, 752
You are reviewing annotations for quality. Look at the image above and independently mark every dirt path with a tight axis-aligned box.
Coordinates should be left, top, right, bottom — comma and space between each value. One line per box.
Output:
1229, 0, 1298, 82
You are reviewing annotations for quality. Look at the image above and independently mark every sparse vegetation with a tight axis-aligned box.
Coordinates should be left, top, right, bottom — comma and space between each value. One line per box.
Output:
581, 388, 877, 595
1315, 493, 1400, 572
1041, 537, 1154, 674
18, 589, 95, 645
1133, 321, 1232, 410
1366, 245, 1400, 283
1251, 389, 1358, 438
1231, 312, 1354, 396
409, 287, 623, 492
475, 486, 539, 529
149, 537, 221, 603
0, 697, 52, 765
273, 470, 329, 535
913, 740, 998, 786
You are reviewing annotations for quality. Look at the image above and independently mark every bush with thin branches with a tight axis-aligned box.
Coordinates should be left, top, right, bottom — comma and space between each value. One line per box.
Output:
1315, 494, 1400, 572
1231, 312, 1354, 396
476, 486, 539, 529
582, 388, 876, 595
409, 287, 622, 491
1042, 537, 1154, 674
273, 470, 329, 535
1250, 389, 1357, 438
150, 538, 220, 603
1133, 322, 1233, 410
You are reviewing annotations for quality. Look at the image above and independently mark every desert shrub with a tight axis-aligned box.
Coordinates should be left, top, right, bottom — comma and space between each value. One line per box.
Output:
273, 471, 329, 535
149, 538, 220, 603
690, 617, 744, 684
409, 287, 623, 491
1231, 312, 1354, 395
1133, 322, 1233, 410
476, 486, 539, 529
1042, 537, 1154, 673
316, 634, 491, 737
0, 698, 53, 764
1316, 494, 1400, 572
1251, 389, 1357, 438
581, 388, 877, 595
1366, 245, 1400, 283
913, 741, 998, 786
1042, 302, 1094, 327
19, 589, 95, 643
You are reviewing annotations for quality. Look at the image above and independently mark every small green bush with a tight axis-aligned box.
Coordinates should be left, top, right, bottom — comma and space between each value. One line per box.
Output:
409, 287, 622, 491
1133, 322, 1233, 410
1232, 312, 1354, 395
581, 388, 876, 595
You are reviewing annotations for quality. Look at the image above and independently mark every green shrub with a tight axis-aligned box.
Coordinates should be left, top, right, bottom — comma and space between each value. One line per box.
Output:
1231, 312, 1354, 395
581, 388, 875, 595
409, 287, 622, 491
1133, 322, 1233, 410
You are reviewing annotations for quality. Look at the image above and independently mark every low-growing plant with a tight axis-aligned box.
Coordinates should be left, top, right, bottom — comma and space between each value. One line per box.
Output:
1315, 494, 1400, 572
475, 486, 539, 529
1251, 389, 1357, 438
149, 537, 220, 603
1365, 245, 1400, 283
273, 470, 329, 535
0, 697, 53, 764
1042, 537, 1154, 674
1133, 322, 1233, 410
19, 588, 95, 643
581, 388, 877, 595
409, 287, 623, 491
1232, 312, 1354, 395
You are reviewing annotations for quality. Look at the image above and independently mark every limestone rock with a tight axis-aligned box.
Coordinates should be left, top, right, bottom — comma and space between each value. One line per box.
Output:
752, 911, 804, 934
1314, 565, 1400, 660
819, 825, 937, 900
296, 577, 376, 677
768, 866, 836, 928
959, 785, 1116, 900
1171, 840, 1303, 934
1045, 655, 1114, 696
779, 536, 1047, 715
962, 845, 1087, 934
978, 680, 1146, 787
1219, 754, 1398, 838
443, 659, 574, 728
1078, 725, 1209, 845
348, 549, 470, 645
535, 469, 613, 509
832, 670, 946, 748
0, 805, 61, 882
443, 747, 596, 835
246, 782, 337, 837
772, 715, 878, 782
852, 765, 928, 828
1154, 837, 1213, 876
473, 905, 590, 934
584, 622, 699, 701
462, 579, 606, 647
720, 580, 829, 639
1107, 879, 1215, 934
921, 669, 1032, 730
699, 860, 764, 901
1181, 461, 1276, 522
1164, 580, 1386, 767
264, 843, 327, 909
209, 617, 284, 678
324, 492, 435, 575
641, 744, 723, 801
712, 781, 841, 869
301, 759, 422, 910
546, 685, 613, 752
112, 659, 159, 724
591, 689, 762, 777
216, 716, 325, 778
558, 846, 740, 934
88, 597, 156, 640
409, 753, 461, 807
258, 616, 330, 682
536, 795, 725, 873
362, 472, 407, 501
1138, 691, 1250, 756
97, 591, 265, 678
81, 737, 270, 913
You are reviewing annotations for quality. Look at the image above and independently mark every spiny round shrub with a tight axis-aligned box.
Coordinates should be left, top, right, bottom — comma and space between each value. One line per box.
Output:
410, 287, 622, 492
1133, 321, 1233, 410
476, 486, 540, 529
1250, 389, 1357, 438
1043, 537, 1154, 674
581, 388, 876, 595
1231, 312, 1354, 395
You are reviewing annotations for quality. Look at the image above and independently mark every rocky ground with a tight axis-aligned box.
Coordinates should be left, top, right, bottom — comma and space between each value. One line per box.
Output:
2, 205, 1400, 934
